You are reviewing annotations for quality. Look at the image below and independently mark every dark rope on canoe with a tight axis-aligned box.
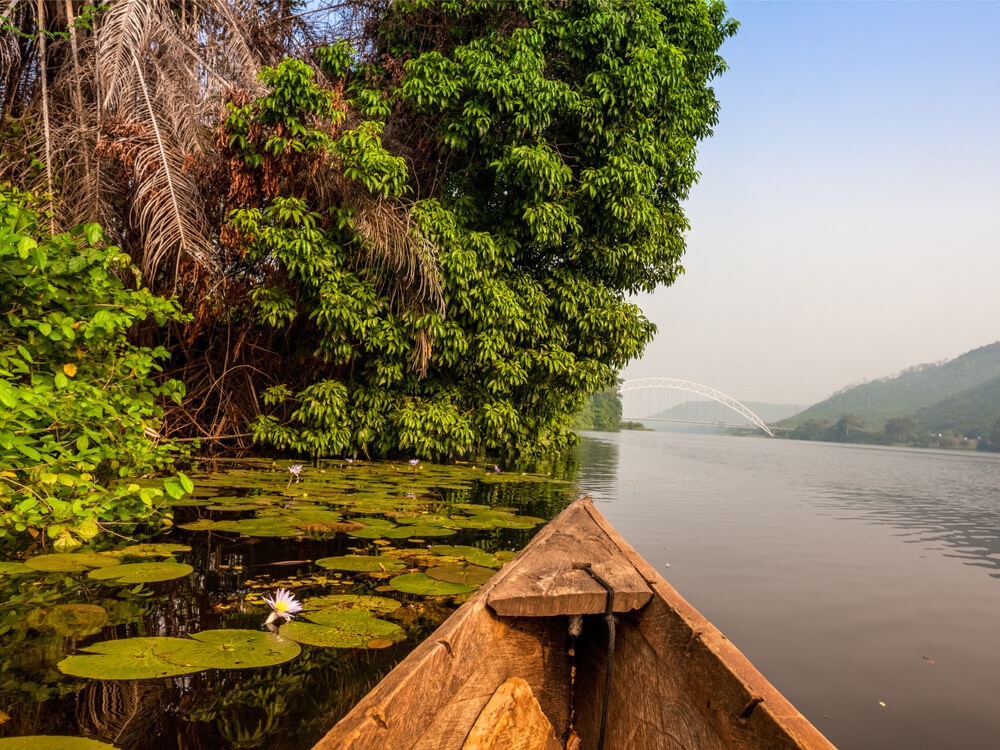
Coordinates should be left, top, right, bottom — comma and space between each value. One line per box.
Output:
574, 562, 617, 750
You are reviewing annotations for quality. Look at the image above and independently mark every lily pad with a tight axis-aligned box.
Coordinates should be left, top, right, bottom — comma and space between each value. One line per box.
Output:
58, 637, 204, 679
467, 513, 540, 530
348, 517, 397, 528
395, 514, 454, 525
381, 525, 456, 539
178, 519, 219, 531
0, 738, 120, 749
442, 516, 495, 530
87, 562, 193, 584
389, 572, 478, 596
212, 518, 303, 538
105, 544, 192, 558
314, 556, 405, 572
24, 553, 120, 573
0, 561, 32, 576
280, 611, 405, 648
304, 594, 401, 615
165, 497, 211, 506
429, 545, 502, 568
163, 629, 300, 670
58, 630, 300, 679
426, 564, 495, 586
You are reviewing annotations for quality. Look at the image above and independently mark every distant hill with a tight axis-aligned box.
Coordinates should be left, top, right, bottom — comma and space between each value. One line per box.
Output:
643, 400, 804, 433
779, 342, 1000, 432
914, 374, 1000, 438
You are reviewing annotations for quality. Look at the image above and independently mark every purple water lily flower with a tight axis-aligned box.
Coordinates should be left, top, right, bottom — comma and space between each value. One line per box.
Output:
492, 465, 500, 473
408, 458, 419, 466
263, 588, 303, 625
286, 464, 303, 488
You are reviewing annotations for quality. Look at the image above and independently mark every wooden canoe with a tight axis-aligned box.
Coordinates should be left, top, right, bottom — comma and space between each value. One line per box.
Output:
313, 496, 836, 750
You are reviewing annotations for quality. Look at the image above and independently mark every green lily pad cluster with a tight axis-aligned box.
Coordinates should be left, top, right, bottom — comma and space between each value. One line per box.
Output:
280, 595, 405, 649
171, 460, 560, 542
23, 553, 120, 573
102, 543, 192, 558
314, 556, 405, 572
388, 572, 478, 596
87, 562, 193, 585
428, 545, 504, 568
58, 629, 300, 680
16, 547, 195, 586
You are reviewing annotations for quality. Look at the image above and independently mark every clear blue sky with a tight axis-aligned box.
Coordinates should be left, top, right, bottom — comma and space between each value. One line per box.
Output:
624, 1, 1000, 406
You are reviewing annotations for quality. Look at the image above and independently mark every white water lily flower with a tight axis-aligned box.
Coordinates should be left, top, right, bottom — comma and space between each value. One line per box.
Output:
263, 588, 303, 625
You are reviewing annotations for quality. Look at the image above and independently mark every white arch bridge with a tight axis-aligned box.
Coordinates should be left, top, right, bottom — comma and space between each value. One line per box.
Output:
619, 378, 774, 437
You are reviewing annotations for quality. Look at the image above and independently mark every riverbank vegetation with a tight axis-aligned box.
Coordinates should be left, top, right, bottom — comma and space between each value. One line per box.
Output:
1, 0, 735, 541
777, 341, 1000, 451
0, 188, 192, 548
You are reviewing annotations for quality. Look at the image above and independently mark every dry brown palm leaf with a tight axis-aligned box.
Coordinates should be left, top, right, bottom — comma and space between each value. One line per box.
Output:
96, 0, 167, 111
127, 53, 215, 288
350, 188, 444, 313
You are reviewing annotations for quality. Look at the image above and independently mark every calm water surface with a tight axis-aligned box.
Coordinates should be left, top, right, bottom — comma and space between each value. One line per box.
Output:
574, 431, 1000, 750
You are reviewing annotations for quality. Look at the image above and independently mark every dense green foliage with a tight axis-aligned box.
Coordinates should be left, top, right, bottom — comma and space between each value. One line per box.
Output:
238, 0, 736, 459
573, 387, 624, 432
0, 188, 191, 547
914, 374, 1000, 445
780, 341, 1000, 450
0, 0, 736, 467
781, 342, 1000, 432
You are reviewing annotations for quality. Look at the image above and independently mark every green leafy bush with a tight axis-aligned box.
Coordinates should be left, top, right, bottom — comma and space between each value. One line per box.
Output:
0, 187, 190, 548
221, 0, 735, 461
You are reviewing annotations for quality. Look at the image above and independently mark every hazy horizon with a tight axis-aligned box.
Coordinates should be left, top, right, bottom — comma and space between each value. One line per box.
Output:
623, 1, 1000, 407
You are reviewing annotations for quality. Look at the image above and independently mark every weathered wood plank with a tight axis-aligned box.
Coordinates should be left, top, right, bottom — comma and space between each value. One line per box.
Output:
487, 500, 652, 617
311, 520, 573, 750
315, 496, 836, 750
411, 617, 568, 750
460, 677, 563, 750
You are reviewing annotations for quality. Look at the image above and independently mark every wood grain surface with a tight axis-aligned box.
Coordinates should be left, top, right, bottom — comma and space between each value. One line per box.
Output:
461, 677, 563, 750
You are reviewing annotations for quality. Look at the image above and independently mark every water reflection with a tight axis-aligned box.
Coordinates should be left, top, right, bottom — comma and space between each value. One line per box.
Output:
796, 446, 1000, 577
579, 432, 1000, 579
572, 431, 620, 500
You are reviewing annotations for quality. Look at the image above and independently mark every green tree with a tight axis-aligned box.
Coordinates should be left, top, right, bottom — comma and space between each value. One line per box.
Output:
0, 187, 190, 547
243, 0, 736, 459
792, 418, 830, 441
573, 387, 624, 432
830, 413, 866, 442
884, 416, 917, 444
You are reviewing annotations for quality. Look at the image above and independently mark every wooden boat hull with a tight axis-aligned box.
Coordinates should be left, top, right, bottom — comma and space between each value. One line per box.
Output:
314, 497, 835, 749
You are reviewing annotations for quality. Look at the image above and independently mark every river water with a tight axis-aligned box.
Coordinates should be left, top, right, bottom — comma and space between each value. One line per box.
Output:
573, 431, 1000, 749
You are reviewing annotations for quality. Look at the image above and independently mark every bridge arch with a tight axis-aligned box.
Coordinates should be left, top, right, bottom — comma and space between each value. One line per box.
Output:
619, 378, 774, 437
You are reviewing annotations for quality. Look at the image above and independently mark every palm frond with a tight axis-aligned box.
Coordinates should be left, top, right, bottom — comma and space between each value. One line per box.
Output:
97, 0, 165, 111
128, 52, 214, 288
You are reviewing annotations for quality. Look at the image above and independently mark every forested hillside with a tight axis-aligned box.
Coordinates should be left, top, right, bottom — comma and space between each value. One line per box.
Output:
780, 342, 1000, 431
777, 342, 1000, 449
914, 375, 1000, 443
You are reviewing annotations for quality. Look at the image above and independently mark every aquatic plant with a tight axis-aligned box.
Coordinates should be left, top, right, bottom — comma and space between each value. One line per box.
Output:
264, 588, 304, 625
